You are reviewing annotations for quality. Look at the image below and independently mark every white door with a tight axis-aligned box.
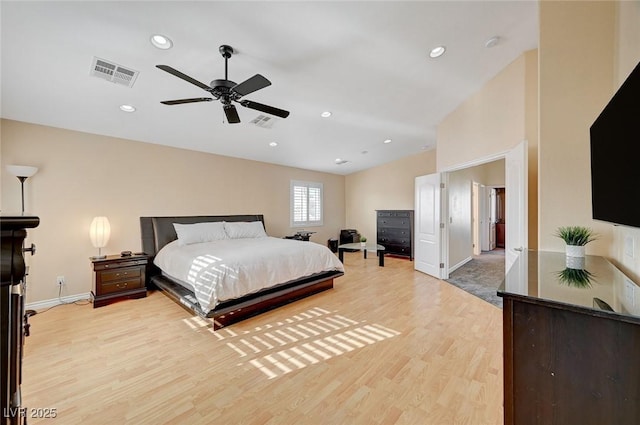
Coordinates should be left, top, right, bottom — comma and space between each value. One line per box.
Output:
479, 184, 490, 251
472, 182, 480, 255
415, 173, 444, 278
489, 188, 497, 250
505, 141, 528, 271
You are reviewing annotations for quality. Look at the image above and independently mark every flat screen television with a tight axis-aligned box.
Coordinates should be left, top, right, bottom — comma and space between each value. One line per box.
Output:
590, 60, 640, 228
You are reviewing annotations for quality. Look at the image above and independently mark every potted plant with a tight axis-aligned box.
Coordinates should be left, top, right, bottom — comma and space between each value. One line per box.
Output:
555, 226, 597, 258
360, 236, 367, 247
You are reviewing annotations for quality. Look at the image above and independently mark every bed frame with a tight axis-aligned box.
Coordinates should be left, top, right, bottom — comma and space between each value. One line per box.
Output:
140, 215, 343, 329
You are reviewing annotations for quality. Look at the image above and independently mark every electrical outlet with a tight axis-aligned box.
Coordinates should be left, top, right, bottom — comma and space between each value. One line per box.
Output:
56, 276, 65, 286
624, 236, 635, 258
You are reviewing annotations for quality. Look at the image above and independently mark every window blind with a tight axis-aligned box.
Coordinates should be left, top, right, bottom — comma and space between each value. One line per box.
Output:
291, 180, 323, 227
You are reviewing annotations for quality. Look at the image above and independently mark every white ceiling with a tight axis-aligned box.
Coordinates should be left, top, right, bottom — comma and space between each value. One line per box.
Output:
1, 1, 538, 175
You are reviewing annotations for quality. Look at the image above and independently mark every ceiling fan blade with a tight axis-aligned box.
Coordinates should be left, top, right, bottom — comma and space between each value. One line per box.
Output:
231, 74, 271, 97
160, 97, 213, 105
240, 100, 290, 119
156, 65, 211, 91
224, 104, 241, 124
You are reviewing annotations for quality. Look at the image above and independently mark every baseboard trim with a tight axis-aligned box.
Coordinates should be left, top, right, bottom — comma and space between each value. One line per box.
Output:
26, 293, 92, 311
449, 256, 473, 274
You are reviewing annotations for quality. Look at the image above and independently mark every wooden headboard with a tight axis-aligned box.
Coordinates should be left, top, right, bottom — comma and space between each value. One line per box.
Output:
140, 215, 265, 258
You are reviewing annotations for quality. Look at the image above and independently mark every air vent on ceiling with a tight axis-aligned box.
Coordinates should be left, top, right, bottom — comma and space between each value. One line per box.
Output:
250, 114, 276, 129
335, 159, 349, 165
90, 57, 139, 88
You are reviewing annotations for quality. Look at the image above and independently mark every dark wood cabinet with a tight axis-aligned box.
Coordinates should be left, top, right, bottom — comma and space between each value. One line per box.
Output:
91, 254, 147, 308
498, 251, 640, 425
1, 215, 39, 425
376, 210, 413, 260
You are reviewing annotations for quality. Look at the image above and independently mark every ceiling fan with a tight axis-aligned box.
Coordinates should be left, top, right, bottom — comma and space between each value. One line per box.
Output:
156, 45, 290, 124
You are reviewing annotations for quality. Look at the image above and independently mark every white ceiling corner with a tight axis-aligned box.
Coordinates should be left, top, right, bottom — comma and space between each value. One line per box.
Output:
0, 1, 538, 175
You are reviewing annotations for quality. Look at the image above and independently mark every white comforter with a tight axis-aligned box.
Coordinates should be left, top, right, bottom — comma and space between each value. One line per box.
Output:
154, 237, 344, 312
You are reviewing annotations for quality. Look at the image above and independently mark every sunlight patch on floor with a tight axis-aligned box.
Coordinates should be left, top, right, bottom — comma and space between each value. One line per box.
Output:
202, 307, 401, 379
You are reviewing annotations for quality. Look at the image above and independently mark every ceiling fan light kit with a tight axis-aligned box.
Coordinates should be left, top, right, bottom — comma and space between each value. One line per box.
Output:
157, 44, 290, 124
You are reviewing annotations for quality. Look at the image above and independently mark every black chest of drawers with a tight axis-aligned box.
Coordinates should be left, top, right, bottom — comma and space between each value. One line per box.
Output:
376, 210, 414, 260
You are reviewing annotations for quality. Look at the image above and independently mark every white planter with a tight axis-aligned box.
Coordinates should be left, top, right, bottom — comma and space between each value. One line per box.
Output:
360, 242, 366, 248
565, 244, 585, 258
565, 255, 585, 270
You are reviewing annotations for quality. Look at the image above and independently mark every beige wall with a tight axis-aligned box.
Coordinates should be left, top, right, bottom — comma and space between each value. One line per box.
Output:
538, 1, 616, 255
344, 150, 436, 245
1, 119, 345, 304
524, 49, 539, 250
437, 53, 527, 171
612, 0, 640, 283
437, 49, 538, 250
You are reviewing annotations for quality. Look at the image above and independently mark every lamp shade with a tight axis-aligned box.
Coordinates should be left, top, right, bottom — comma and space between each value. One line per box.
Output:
7, 165, 38, 178
89, 216, 111, 248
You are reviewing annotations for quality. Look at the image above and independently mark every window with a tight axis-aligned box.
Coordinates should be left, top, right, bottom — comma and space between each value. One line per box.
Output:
290, 180, 323, 227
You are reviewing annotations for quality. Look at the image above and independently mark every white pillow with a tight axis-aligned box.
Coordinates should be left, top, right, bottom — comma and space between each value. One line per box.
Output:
173, 222, 228, 246
224, 221, 267, 239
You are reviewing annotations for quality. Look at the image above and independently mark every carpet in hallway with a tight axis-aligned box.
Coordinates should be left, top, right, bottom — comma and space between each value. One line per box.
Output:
445, 250, 505, 308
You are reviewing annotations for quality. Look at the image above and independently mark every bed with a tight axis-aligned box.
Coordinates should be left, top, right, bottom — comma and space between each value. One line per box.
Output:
140, 215, 344, 329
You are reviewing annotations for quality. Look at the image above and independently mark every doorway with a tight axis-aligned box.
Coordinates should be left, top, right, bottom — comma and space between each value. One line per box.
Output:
472, 183, 505, 255
414, 140, 528, 281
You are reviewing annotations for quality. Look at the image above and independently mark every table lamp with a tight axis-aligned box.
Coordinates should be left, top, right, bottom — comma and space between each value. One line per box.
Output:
89, 216, 111, 260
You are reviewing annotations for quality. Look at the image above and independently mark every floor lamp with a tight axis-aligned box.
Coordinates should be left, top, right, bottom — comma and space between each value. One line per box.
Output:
6, 165, 39, 214
6, 165, 39, 318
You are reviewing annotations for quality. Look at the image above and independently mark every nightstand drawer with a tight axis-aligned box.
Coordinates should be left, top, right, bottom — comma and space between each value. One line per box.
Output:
99, 267, 142, 284
100, 278, 144, 295
94, 259, 146, 271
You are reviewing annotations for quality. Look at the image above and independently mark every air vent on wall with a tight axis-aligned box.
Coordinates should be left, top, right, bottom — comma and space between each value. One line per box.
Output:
250, 114, 276, 129
90, 57, 139, 88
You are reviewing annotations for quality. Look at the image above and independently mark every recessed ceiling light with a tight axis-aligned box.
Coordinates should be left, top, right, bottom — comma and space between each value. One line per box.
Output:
119, 104, 136, 112
321, 111, 332, 118
383, 139, 392, 144
485, 36, 500, 48
269, 141, 278, 147
429, 46, 446, 58
151, 34, 173, 50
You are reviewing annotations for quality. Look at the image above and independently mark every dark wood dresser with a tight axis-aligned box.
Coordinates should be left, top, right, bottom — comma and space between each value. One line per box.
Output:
498, 251, 640, 425
91, 254, 147, 308
376, 210, 414, 260
1, 215, 39, 425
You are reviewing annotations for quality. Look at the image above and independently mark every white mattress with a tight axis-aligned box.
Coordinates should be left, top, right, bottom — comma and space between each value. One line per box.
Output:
153, 237, 344, 312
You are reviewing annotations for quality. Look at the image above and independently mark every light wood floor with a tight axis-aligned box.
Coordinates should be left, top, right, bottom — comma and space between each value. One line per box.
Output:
23, 254, 504, 425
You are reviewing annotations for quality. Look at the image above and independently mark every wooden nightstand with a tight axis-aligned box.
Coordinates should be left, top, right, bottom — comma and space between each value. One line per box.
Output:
91, 254, 147, 308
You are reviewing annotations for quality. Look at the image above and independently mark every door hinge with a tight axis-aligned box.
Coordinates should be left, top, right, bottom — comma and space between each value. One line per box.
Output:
440, 183, 445, 189
440, 223, 445, 229
439, 263, 444, 268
